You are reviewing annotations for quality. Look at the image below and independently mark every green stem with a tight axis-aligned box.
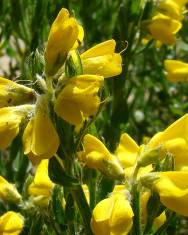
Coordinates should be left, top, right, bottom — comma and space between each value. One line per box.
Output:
131, 182, 142, 235
70, 185, 93, 235
131, 163, 141, 235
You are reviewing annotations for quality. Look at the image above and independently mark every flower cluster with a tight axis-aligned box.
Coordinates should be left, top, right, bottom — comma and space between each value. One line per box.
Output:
0, 8, 123, 234
0, 8, 122, 163
78, 114, 188, 234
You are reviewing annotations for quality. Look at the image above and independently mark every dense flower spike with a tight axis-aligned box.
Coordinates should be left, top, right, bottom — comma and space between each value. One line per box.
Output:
54, 75, 104, 125
23, 95, 60, 160
91, 192, 134, 235
0, 105, 34, 149
81, 40, 122, 78
78, 134, 124, 179
147, 13, 182, 45
164, 59, 188, 82
0, 77, 35, 108
28, 160, 54, 206
45, 8, 83, 76
0, 211, 24, 235
152, 171, 188, 216
0, 176, 21, 202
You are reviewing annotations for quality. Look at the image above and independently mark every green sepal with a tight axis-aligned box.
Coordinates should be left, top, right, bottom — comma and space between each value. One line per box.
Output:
48, 157, 79, 188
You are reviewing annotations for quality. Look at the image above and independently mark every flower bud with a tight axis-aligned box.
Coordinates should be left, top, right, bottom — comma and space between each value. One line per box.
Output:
0, 77, 35, 108
137, 145, 163, 167
65, 50, 83, 77
0, 176, 21, 202
0, 105, 34, 149
140, 172, 160, 188
45, 8, 83, 76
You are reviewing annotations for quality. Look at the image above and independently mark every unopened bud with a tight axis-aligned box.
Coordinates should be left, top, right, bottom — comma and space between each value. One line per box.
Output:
140, 172, 159, 188
138, 145, 163, 167
65, 50, 83, 77
0, 176, 21, 203
101, 156, 125, 180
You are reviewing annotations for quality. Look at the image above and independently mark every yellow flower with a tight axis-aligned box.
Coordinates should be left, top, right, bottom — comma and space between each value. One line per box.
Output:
80, 40, 122, 78
115, 133, 153, 178
91, 192, 133, 235
148, 114, 188, 170
23, 95, 60, 160
0, 176, 21, 202
78, 134, 124, 179
0, 105, 34, 149
45, 8, 84, 76
0, 211, 24, 235
147, 13, 182, 45
115, 133, 139, 168
173, 0, 188, 8
54, 75, 104, 125
28, 159, 54, 206
0, 77, 35, 108
158, 0, 184, 20
164, 59, 188, 82
153, 171, 188, 216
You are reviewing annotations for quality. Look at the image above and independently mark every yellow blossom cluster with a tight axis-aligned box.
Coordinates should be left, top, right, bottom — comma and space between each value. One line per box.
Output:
79, 114, 188, 234
0, 8, 122, 164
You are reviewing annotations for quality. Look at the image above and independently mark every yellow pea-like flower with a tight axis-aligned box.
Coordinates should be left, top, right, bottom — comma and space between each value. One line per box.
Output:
173, 0, 188, 8
79, 134, 124, 179
23, 95, 60, 160
148, 114, 188, 170
0, 211, 24, 235
153, 171, 188, 216
45, 8, 83, 76
28, 160, 54, 206
0, 77, 35, 108
0, 105, 34, 149
164, 60, 188, 82
81, 40, 122, 78
91, 192, 134, 235
158, 0, 183, 20
115, 133, 139, 168
114, 133, 153, 178
54, 75, 104, 125
147, 13, 182, 45
0, 176, 21, 202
